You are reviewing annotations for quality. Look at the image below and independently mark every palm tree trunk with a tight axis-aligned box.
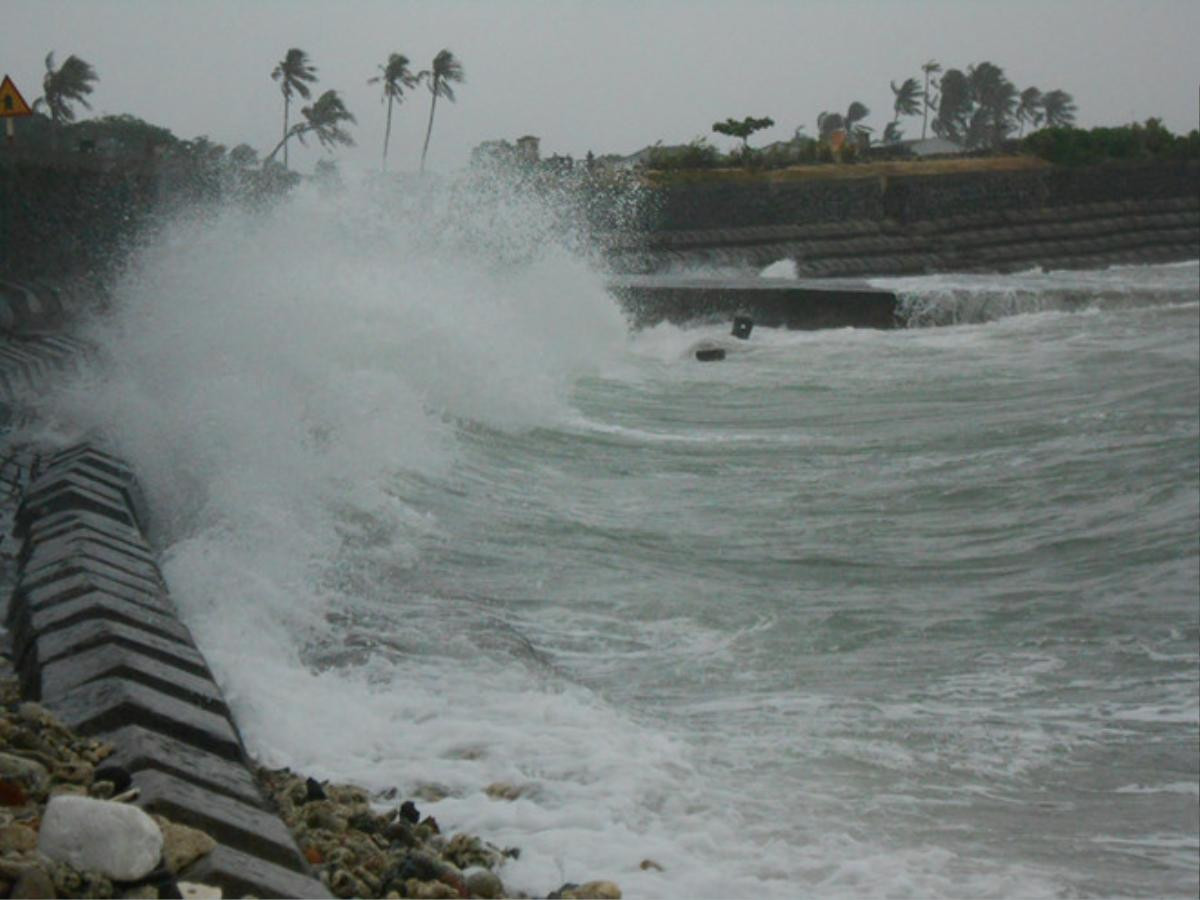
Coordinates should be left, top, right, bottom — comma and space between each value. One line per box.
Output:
282, 97, 290, 169
420, 89, 439, 174
921, 74, 930, 140
383, 95, 393, 172
265, 127, 299, 165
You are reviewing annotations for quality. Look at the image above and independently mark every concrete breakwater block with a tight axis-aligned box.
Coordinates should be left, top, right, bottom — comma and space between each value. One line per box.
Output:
0, 279, 66, 334
7, 442, 329, 897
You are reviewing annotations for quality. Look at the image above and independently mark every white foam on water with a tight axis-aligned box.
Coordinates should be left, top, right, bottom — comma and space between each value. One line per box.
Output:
759, 258, 798, 279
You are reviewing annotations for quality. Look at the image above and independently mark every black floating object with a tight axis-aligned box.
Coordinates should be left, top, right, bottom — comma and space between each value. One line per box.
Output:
695, 347, 726, 362
305, 776, 327, 802
399, 799, 420, 824
731, 315, 754, 340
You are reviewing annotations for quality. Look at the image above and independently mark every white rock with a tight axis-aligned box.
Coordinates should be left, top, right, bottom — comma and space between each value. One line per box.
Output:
37, 794, 164, 881
178, 882, 223, 899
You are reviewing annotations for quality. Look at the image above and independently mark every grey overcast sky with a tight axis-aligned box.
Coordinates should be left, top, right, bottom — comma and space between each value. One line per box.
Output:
4, 0, 1199, 173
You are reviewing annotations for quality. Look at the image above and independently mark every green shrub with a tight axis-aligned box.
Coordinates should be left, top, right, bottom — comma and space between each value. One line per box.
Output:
1023, 119, 1200, 166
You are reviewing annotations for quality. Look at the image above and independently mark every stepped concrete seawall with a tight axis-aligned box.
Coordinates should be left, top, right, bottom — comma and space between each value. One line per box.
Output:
603, 160, 1200, 284
0, 304, 329, 898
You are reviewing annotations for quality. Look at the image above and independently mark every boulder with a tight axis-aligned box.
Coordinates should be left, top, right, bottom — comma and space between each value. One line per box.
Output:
37, 794, 164, 881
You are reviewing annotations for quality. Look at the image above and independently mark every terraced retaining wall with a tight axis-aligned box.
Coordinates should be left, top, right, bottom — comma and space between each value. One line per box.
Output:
608, 160, 1200, 276
0, 330, 329, 897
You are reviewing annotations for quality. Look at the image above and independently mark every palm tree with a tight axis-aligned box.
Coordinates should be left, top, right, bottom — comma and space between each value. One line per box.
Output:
1015, 87, 1043, 137
1041, 90, 1077, 128
882, 121, 904, 144
966, 62, 1017, 149
368, 52, 417, 171
889, 77, 922, 141
932, 68, 971, 144
264, 89, 356, 164
271, 48, 318, 169
35, 52, 98, 149
418, 49, 465, 173
920, 59, 941, 139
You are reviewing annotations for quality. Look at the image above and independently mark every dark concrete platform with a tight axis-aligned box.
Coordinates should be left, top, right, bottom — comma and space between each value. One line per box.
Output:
607, 275, 899, 330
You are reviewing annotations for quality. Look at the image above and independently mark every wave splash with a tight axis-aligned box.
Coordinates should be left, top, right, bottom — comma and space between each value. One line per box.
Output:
875, 262, 1200, 326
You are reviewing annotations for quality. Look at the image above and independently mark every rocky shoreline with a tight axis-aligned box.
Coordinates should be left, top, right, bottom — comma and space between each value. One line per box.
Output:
0, 663, 623, 899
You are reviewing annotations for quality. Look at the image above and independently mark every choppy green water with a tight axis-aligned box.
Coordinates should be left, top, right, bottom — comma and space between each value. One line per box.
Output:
403, 273, 1199, 897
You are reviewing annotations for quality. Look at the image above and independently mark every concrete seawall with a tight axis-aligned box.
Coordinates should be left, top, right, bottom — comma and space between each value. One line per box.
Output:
0, 325, 329, 897
603, 161, 1200, 281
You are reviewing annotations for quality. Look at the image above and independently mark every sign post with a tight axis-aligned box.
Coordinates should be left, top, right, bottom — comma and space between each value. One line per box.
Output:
0, 75, 35, 144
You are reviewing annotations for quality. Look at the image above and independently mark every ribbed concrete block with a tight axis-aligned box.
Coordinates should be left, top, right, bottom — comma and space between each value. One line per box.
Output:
16, 480, 137, 536
22, 543, 165, 592
39, 643, 229, 715
40, 446, 150, 529
26, 508, 151, 552
132, 768, 307, 871
22, 468, 143, 529
28, 616, 210, 676
18, 556, 167, 608
181, 843, 331, 899
25, 532, 160, 577
13, 570, 171, 624
43, 677, 243, 761
10, 590, 192, 661
102, 724, 264, 807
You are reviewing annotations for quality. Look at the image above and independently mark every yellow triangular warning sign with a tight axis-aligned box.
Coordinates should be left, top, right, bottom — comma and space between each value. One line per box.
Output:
0, 75, 34, 118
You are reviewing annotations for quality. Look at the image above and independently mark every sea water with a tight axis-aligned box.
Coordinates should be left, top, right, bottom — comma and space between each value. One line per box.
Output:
34, 181, 1199, 898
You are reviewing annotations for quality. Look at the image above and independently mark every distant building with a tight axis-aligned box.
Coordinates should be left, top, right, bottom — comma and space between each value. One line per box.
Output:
868, 136, 964, 160
899, 137, 963, 157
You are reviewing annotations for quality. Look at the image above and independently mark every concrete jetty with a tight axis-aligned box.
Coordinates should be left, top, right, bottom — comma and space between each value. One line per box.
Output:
607, 275, 899, 330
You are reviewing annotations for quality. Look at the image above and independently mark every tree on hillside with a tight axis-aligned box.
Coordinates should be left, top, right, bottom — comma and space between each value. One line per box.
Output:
920, 59, 941, 139
1041, 89, 1077, 128
712, 116, 775, 151
369, 52, 417, 171
887, 77, 923, 143
264, 89, 355, 164
271, 48, 318, 169
34, 52, 99, 149
418, 48, 465, 174
1016, 86, 1043, 137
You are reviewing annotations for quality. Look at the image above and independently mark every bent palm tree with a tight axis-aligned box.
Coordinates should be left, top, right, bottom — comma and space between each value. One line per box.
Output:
271, 48, 318, 168
35, 52, 99, 149
890, 77, 922, 142
418, 49, 465, 173
1041, 90, 1077, 128
932, 68, 971, 143
920, 59, 941, 139
1016, 87, 1043, 137
369, 52, 417, 171
844, 101, 872, 145
264, 89, 356, 164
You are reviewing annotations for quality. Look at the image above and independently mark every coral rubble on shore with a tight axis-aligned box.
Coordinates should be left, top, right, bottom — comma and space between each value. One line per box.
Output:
0, 674, 220, 898
254, 765, 622, 899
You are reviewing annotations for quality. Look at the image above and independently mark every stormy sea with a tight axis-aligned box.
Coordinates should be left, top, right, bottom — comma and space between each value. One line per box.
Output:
33, 180, 1199, 898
